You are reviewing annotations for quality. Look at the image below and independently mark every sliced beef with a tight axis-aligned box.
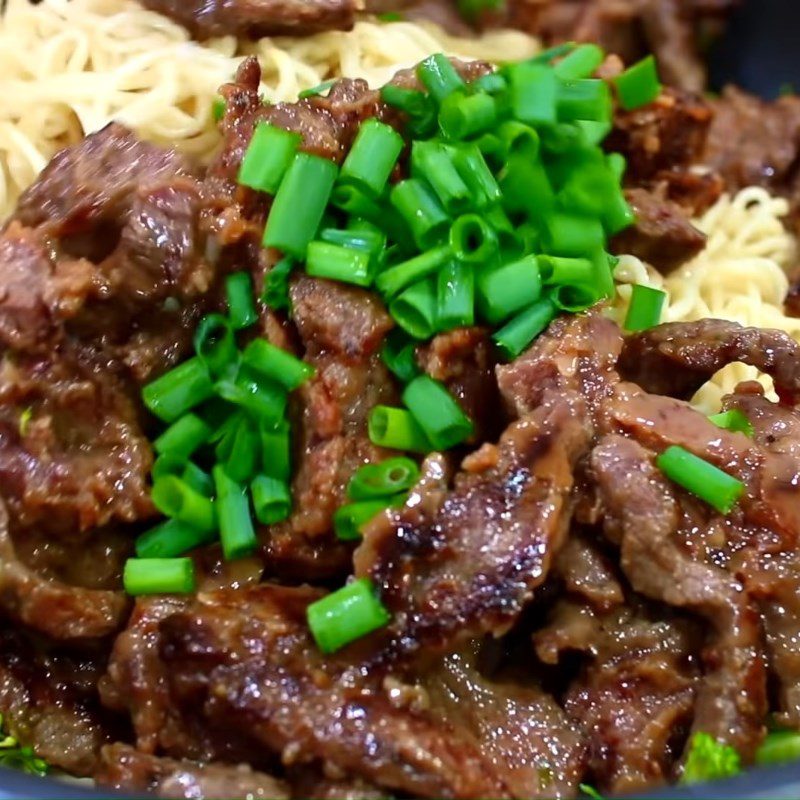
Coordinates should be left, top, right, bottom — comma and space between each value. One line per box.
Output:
96, 743, 290, 799
289, 772, 389, 800
619, 319, 800, 404
535, 598, 700, 794
139, 0, 355, 39
553, 532, 624, 613
590, 434, 766, 761
611, 187, 706, 271
354, 394, 589, 655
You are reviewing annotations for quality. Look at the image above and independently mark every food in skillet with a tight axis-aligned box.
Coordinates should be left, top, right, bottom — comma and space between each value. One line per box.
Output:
4, 1, 800, 796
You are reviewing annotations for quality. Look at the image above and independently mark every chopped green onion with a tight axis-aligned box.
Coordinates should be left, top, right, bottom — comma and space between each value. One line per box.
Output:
226, 272, 258, 330
451, 144, 501, 208
238, 123, 301, 195
123, 558, 196, 596
624, 284, 666, 332
439, 91, 497, 140
578, 785, 604, 800
472, 71, 507, 95
182, 461, 214, 497
756, 731, 800, 766
151, 476, 217, 534
305, 240, 373, 287
528, 42, 577, 65
348, 457, 420, 500
213, 465, 257, 560
681, 732, 741, 785
142, 357, 214, 423
449, 214, 498, 264
553, 43, 604, 80
601, 190, 635, 236
390, 179, 450, 251
307, 577, 391, 653
538, 255, 594, 286
152, 453, 186, 482
607, 152, 627, 182
321, 227, 385, 261
298, 79, 336, 99
368, 406, 431, 453
499, 156, 554, 218
242, 339, 314, 392
549, 283, 600, 313
212, 96, 225, 122
708, 409, 754, 438
657, 446, 745, 514
411, 141, 471, 215
380, 85, 436, 135
135, 518, 216, 559
340, 118, 404, 197
261, 420, 291, 481
214, 372, 287, 426
476, 255, 542, 325
375, 244, 451, 298
437, 260, 475, 330
153, 413, 212, 460
402, 375, 473, 450
215, 414, 259, 483
492, 296, 558, 360
251, 475, 291, 524
496, 120, 540, 158
485, 205, 523, 257
456, 0, 503, 22
377, 10, 403, 21
417, 53, 465, 104
541, 212, 604, 256
334, 498, 403, 541
390, 278, 437, 340
193, 314, 238, 377
381, 330, 421, 384
507, 62, 557, 125
613, 55, 662, 111
557, 78, 612, 122
577, 118, 612, 145
263, 257, 294, 312
263, 152, 338, 258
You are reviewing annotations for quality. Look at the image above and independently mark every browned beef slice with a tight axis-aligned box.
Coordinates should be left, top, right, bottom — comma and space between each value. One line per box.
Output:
619, 319, 800, 404
96, 743, 291, 799
553, 532, 624, 613
155, 585, 515, 799
0, 626, 123, 776
535, 598, 700, 794
416, 327, 501, 443
354, 394, 589, 655
289, 771, 390, 800
591, 433, 767, 761
0, 351, 153, 537
611, 187, 706, 271
139, 0, 355, 40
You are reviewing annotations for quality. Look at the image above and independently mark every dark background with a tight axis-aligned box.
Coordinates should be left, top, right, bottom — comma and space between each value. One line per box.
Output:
0, 0, 798, 798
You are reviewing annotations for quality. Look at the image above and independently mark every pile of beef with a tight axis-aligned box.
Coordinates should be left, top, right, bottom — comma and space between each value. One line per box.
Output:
1, 54, 800, 799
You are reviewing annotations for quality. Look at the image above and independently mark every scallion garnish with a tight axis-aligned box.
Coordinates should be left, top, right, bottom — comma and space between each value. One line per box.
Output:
624, 284, 667, 332
123, 558, 197, 596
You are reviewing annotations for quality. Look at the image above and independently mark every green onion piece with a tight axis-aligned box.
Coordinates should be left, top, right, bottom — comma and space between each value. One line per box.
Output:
123, 558, 196, 596
477, 255, 542, 325
263, 152, 338, 258
214, 372, 287, 426
577, 118, 612, 145
541, 212, 604, 256
557, 78, 612, 122
550, 283, 601, 313
507, 62, 557, 125
242, 339, 314, 392
449, 214, 498, 264
456, 0, 503, 21
493, 296, 558, 360
306, 241, 373, 287
376, 244, 451, 298
624, 284, 667, 332
602, 190, 636, 236
410, 141, 471, 215
152, 453, 186, 482
212, 96, 225, 122
589, 249, 617, 300
578, 785, 604, 800
538, 255, 594, 286
135, 518, 216, 559
485, 205, 524, 258
153, 413, 212, 460
298, 79, 336, 99
475, 132, 505, 167
657, 446, 745, 514
330, 183, 377, 219
499, 156, 555, 218
263, 257, 294, 312
528, 42, 576, 65
142, 358, 214, 423
402, 375, 474, 450
380, 85, 436, 135
334, 499, 393, 541
348, 457, 420, 500
390, 279, 437, 340
681, 732, 741, 785
251, 475, 291, 525
193, 313, 238, 377
321, 226, 385, 260
381, 330, 421, 384
557, 163, 618, 216
471, 71, 507, 95
607, 152, 627, 182
417, 53, 465, 104
496, 120, 540, 158
368, 406, 431, 453
439, 91, 497, 140
213, 466, 257, 561
377, 11, 403, 21
451, 144, 501, 208
756, 731, 800, 766
553, 43, 604, 80
613, 55, 662, 111
390, 179, 450, 251
708, 409, 755, 438
437, 261, 475, 331
151, 476, 217, 534
261, 420, 291, 481
182, 461, 214, 497
226, 271, 258, 330
238, 123, 301, 195
340, 118, 404, 197
215, 415, 259, 483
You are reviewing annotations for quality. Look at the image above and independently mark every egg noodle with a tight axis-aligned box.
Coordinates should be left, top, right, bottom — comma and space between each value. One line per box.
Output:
0, 0, 797, 412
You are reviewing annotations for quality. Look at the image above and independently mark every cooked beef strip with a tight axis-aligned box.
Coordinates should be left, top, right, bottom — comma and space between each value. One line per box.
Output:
535, 598, 701, 794
96, 743, 291, 799
590, 435, 767, 762
288, 771, 390, 800
619, 319, 800, 404
138, 0, 356, 40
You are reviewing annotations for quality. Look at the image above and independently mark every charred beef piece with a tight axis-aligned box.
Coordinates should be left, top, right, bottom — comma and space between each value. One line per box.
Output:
138, 0, 356, 39
96, 744, 291, 799
535, 598, 701, 794
619, 319, 800, 404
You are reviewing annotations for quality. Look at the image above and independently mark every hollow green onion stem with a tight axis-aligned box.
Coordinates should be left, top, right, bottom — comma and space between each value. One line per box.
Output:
123, 558, 196, 596
402, 376, 474, 450
368, 406, 431, 453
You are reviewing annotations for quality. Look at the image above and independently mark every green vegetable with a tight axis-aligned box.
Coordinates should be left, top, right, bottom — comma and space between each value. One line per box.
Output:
756, 730, 800, 766
623, 284, 667, 332
0, 715, 47, 776
708, 409, 755, 438
613, 55, 662, 110
123, 558, 197, 595
681, 732, 741, 784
